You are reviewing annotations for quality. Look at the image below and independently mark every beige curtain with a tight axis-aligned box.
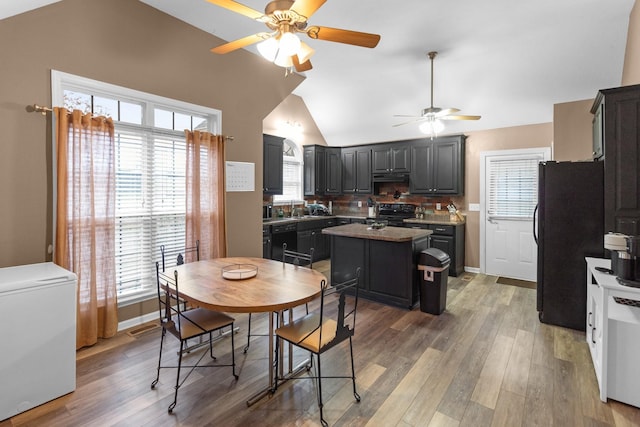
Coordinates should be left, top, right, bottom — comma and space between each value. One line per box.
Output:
185, 130, 226, 260
54, 108, 118, 349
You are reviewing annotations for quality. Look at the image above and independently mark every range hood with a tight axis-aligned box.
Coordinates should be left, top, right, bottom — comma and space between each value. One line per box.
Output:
372, 173, 410, 183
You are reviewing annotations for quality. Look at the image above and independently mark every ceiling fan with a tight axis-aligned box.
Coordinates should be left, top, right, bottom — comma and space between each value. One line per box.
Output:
207, 0, 381, 72
394, 51, 481, 135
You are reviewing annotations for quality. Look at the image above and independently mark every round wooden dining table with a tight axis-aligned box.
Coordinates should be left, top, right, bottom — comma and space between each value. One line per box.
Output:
172, 256, 325, 405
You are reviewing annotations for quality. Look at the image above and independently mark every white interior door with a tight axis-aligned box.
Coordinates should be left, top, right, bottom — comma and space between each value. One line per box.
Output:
480, 148, 550, 281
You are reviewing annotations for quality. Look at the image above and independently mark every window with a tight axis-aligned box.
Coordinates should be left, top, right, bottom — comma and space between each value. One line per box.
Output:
52, 71, 221, 304
273, 138, 303, 204
487, 156, 541, 219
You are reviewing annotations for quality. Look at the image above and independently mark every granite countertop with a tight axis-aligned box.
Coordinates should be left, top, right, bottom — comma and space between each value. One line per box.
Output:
322, 223, 432, 242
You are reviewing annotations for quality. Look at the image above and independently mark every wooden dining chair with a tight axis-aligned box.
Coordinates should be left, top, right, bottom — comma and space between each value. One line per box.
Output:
151, 262, 238, 413
244, 243, 314, 353
273, 268, 361, 427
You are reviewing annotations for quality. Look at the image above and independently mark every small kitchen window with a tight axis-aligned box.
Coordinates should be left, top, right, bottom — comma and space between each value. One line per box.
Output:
273, 138, 303, 205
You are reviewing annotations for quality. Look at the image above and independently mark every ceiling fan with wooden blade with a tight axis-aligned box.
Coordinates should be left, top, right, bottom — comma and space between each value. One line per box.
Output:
394, 51, 481, 133
207, 0, 381, 72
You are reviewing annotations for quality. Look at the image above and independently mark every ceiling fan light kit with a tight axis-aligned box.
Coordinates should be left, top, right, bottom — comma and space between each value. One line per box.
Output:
394, 51, 481, 136
207, 0, 380, 73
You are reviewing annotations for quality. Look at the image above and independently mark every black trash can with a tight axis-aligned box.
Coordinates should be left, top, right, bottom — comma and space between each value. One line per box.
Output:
418, 248, 451, 314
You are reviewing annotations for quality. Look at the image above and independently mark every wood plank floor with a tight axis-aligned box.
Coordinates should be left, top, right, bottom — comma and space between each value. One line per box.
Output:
4, 262, 640, 427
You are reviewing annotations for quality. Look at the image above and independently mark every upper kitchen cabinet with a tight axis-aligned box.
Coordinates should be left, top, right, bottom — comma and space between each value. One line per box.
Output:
592, 84, 640, 235
263, 134, 283, 195
342, 146, 372, 194
304, 145, 342, 196
410, 135, 465, 195
372, 142, 411, 174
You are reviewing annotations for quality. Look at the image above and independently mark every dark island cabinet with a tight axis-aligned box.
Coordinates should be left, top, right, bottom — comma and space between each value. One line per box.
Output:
592, 84, 640, 235
342, 147, 372, 194
263, 134, 283, 194
329, 234, 430, 309
372, 142, 411, 173
410, 135, 465, 195
304, 145, 342, 196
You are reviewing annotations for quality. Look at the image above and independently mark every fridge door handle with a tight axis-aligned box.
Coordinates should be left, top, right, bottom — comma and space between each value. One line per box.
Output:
533, 204, 538, 245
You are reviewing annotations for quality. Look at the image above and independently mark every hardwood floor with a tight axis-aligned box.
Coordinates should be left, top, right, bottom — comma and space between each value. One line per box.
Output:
4, 262, 640, 427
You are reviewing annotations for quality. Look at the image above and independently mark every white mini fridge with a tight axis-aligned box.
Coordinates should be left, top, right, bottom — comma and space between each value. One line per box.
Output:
0, 262, 77, 421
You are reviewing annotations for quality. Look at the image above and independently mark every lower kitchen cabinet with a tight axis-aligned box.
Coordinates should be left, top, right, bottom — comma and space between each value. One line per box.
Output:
262, 224, 272, 259
297, 218, 336, 261
405, 222, 465, 277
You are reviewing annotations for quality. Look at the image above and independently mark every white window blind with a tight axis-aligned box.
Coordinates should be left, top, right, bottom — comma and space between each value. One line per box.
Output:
274, 139, 303, 203
114, 127, 187, 298
488, 157, 541, 219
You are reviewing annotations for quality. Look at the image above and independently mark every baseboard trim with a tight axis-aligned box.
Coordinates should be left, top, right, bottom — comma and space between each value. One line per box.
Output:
118, 311, 159, 333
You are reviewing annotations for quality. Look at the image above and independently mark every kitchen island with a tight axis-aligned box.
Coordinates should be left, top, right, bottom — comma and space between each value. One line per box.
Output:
322, 223, 432, 309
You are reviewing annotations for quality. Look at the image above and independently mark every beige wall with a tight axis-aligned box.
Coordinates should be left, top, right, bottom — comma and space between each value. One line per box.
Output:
263, 94, 327, 147
622, 0, 640, 85
0, 0, 304, 268
553, 99, 595, 161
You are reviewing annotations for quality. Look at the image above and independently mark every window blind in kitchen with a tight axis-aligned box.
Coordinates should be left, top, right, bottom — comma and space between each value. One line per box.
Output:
274, 139, 303, 203
487, 157, 540, 219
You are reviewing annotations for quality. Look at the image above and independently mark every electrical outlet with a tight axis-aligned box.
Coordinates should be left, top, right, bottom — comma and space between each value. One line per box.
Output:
357, 201, 362, 208
436, 203, 441, 210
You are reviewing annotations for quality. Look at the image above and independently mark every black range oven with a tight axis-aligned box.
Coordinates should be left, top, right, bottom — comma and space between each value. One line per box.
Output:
376, 203, 417, 227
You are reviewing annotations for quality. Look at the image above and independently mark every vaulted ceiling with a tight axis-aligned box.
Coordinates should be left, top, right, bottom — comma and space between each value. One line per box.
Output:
2, 0, 635, 146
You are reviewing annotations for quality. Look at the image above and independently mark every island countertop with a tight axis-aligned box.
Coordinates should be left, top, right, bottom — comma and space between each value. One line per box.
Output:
322, 223, 432, 242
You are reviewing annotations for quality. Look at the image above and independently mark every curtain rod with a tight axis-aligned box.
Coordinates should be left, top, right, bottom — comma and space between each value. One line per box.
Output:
27, 104, 235, 141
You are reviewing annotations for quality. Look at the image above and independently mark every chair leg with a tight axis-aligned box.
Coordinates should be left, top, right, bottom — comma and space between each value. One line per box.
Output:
209, 331, 217, 360
349, 336, 360, 402
169, 340, 185, 413
273, 335, 280, 392
244, 313, 252, 353
316, 354, 327, 427
151, 328, 166, 389
230, 322, 239, 379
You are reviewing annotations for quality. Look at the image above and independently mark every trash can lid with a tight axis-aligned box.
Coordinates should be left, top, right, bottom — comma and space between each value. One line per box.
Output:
419, 247, 451, 267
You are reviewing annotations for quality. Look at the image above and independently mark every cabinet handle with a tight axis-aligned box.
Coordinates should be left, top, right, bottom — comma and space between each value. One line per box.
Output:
588, 311, 592, 327
591, 327, 596, 344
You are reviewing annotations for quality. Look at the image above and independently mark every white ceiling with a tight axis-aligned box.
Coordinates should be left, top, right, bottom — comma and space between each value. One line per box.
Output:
3, 0, 635, 146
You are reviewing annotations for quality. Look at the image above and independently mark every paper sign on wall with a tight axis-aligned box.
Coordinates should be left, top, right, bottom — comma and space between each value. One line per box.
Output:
225, 161, 255, 192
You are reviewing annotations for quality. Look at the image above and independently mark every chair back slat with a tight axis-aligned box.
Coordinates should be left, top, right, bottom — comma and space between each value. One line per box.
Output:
160, 240, 200, 271
282, 243, 314, 268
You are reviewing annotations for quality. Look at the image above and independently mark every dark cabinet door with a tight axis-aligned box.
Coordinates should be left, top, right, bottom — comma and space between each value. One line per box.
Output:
372, 143, 410, 173
263, 134, 283, 194
341, 148, 357, 193
355, 149, 372, 193
594, 85, 640, 235
409, 143, 433, 193
432, 138, 463, 194
304, 145, 326, 196
409, 136, 464, 195
325, 147, 342, 194
372, 146, 391, 173
297, 230, 313, 257
262, 235, 272, 259
342, 147, 371, 194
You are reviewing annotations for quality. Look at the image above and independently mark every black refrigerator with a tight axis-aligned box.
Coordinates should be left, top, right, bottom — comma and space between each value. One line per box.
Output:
535, 161, 604, 331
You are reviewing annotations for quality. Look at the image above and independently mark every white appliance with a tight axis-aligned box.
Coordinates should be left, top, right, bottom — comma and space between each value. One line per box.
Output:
0, 262, 77, 421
